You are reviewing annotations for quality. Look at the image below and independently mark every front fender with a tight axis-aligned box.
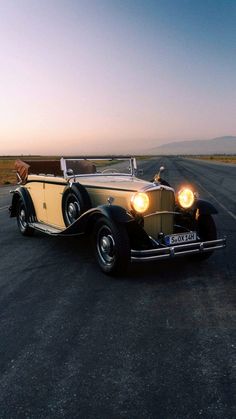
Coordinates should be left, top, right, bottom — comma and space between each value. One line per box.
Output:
9, 187, 36, 220
59, 205, 134, 235
60, 205, 153, 248
194, 199, 218, 215
98, 204, 133, 223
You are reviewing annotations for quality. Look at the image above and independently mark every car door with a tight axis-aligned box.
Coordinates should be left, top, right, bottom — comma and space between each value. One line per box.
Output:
25, 179, 47, 223
44, 180, 66, 228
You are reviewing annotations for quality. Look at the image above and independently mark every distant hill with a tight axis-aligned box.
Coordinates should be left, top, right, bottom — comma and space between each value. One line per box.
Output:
149, 136, 236, 155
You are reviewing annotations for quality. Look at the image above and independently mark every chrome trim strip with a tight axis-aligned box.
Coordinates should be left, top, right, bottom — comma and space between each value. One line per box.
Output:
144, 210, 180, 218
28, 222, 63, 234
140, 184, 175, 193
131, 238, 226, 262
67, 173, 133, 179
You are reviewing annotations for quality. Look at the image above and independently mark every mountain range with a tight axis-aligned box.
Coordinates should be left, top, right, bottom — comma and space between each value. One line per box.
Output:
149, 136, 236, 155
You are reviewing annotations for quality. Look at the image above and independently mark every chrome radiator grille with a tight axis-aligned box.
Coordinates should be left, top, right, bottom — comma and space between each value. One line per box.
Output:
144, 188, 175, 237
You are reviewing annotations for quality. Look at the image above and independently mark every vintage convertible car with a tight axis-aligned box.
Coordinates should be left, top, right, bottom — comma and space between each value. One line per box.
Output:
9, 157, 226, 274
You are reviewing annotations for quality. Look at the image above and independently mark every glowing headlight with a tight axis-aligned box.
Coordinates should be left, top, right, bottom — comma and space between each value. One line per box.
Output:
178, 188, 195, 209
131, 192, 149, 213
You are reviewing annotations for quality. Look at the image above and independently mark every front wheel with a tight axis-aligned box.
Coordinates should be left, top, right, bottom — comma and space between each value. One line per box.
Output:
195, 214, 217, 260
93, 217, 130, 275
17, 199, 34, 236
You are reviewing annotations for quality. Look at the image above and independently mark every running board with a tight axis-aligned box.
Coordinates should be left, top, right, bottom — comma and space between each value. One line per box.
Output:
29, 222, 63, 235
28, 222, 84, 236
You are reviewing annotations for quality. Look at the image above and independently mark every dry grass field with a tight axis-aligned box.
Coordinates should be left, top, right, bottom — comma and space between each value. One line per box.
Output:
0, 159, 16, 185
0, 156, 60, 185
1, 154, 235, 185
0, 156, 141, 185
0, 156, 121, 185
190, 155, 236, 164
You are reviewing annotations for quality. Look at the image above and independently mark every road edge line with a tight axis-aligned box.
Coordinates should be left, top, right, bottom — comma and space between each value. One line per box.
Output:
0, 205, 9, 211
195, 181, 236, 221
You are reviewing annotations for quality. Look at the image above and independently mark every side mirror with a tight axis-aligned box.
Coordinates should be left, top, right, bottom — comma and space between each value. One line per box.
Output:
67, 168, 74, 176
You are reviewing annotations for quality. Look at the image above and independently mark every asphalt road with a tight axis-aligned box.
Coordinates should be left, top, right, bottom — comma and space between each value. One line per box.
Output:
0, 157, 235, 419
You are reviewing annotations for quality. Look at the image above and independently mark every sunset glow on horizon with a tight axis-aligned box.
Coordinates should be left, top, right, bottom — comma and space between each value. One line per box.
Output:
0, 0, 236, 155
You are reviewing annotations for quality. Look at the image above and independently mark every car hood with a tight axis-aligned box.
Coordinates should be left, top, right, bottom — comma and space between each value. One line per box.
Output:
75, 175, 152, 191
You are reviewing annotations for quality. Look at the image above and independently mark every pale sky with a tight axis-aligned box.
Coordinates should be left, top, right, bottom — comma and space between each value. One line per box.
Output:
0, 0, 236, 155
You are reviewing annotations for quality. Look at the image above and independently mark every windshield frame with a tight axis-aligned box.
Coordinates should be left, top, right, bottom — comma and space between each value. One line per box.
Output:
60, 156, 137, 179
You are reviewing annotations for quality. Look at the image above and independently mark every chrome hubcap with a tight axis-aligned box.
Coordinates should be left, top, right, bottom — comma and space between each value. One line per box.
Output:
67, 201, 80, 222
101, 235, 113, 253
19, 208, 27, 229
97, 228, 115, 265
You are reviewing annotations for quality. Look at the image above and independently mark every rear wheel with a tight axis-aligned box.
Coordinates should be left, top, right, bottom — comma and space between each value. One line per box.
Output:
93, 217, 130, 275
195, 214, 217, 260
17, 199, 34, 236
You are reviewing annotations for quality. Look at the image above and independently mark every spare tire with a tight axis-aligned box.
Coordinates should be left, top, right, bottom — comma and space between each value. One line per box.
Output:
62, 184, 91, 226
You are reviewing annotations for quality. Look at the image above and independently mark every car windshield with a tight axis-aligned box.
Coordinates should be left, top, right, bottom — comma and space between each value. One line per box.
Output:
60, 157, 135, 177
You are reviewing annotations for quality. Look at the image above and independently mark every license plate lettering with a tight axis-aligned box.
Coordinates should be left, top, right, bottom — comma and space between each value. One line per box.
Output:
165, 232, 197, 245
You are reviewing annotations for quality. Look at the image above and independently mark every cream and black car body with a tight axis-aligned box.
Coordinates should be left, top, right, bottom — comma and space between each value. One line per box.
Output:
9, 157, 226, 274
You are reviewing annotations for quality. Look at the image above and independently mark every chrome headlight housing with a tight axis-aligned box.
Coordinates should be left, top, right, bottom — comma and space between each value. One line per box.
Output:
131, 192, 149, 214
177, 188, 195, 209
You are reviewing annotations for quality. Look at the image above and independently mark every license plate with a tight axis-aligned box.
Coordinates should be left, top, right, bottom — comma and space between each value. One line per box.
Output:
165, 232, 197, 245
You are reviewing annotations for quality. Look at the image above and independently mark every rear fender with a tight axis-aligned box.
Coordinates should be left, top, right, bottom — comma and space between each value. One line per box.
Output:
10, 187, 36, 220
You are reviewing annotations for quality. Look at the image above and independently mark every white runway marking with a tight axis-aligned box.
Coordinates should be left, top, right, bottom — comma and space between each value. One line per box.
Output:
195, 181, 236, 221
0, 205, 9, 211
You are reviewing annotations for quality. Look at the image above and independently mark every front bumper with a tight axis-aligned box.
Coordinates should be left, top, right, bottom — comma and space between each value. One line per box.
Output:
131, 238, 226, 262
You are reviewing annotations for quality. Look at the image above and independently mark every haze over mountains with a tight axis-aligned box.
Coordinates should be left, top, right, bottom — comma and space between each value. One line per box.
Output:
149, 136, 236, 155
